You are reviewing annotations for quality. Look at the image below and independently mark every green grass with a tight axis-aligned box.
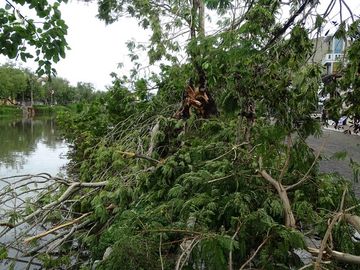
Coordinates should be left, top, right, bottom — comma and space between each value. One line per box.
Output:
0, 105, 22, 116
33, 105, 73, 115
1, 104, 78, 116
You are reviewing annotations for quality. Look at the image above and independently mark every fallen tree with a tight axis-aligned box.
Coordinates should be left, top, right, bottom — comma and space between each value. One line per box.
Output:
1, 0, 360, 269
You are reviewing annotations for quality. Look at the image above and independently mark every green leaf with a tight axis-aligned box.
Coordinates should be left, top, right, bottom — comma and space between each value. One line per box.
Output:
0, 246, 7, 260
330, 151, 347, 160
350, 158, 360, 183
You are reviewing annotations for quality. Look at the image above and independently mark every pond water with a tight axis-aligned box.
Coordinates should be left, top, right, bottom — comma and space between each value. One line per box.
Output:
0, 116, 68, 179
0, 116, 68, 270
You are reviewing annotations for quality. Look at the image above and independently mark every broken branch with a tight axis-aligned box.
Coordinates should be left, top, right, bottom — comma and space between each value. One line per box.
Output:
24, 212, 91, 243
259, 170, 296, 228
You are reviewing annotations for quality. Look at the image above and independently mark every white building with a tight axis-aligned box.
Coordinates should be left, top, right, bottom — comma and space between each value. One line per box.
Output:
312, 36, 347, 75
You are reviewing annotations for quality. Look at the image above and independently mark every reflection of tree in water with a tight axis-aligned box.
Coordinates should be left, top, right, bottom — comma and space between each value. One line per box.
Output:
0, 117, 65, 170
40, 117, 64, 149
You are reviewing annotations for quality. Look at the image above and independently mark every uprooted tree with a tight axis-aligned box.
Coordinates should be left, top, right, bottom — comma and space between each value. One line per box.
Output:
1, 0, 360, 269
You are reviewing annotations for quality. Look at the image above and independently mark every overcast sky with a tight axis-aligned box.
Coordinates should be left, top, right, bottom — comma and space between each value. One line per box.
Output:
53, 1, 149, 90
0, 0, 150, 90
0, 0, 359, 90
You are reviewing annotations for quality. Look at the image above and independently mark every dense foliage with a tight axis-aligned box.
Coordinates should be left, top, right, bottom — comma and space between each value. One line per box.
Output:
1, 0, 360, 269
0, 63, 102, 106
0, 0, 69, 76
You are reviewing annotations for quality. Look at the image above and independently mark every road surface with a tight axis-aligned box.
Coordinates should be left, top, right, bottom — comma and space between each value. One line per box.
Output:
307, 128, 360, 195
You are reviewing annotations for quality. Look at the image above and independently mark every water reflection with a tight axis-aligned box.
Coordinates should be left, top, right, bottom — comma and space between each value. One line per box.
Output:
0, 116, 68, 177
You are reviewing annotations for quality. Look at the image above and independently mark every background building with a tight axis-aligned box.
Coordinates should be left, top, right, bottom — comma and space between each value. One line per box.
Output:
312, 36, 347, 75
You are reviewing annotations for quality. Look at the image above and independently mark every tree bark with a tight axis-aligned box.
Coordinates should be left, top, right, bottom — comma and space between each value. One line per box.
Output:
259, 170, 296, 228
190, 0, 197, 39
198, 0, 205, 37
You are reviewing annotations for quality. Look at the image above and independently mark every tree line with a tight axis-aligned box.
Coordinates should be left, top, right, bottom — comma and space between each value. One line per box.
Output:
0, 63, 102, 106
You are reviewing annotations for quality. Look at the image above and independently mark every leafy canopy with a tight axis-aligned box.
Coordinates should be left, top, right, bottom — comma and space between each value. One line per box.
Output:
0, 0, 69, 76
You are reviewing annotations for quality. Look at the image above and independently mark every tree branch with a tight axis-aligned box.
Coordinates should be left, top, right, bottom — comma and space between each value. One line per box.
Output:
285, 138, 326, 191
118, 151, 160, 163
259, 170, 296, 228
229, 223, 241, 270
239, 233, 270, 270
24, 212, 91, 243
314, 188, 347, 270
279, 135, 292, 182
264, 0, 312, 50
309, 247, 360, 265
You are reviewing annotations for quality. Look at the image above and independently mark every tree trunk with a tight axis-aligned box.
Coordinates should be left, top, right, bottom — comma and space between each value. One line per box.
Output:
198, 0, 205, 37
190, 0, 197, 39
30, 87, 34, 107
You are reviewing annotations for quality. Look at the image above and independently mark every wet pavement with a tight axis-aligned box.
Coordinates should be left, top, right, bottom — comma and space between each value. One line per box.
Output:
307, 128, 360, 196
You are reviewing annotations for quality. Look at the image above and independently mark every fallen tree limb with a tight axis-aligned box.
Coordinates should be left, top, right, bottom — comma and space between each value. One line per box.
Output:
259, 170, 296, 228
314, 212, 343, 270
330, 249, 360, 264
309, 247, 360, 265
344, 214, 360, 234
24, 212, 91, 243
1, 180, 107, 237
315, 188, 347, 270
0, 222, 14, 228
285, 138, 326, 191
117, 151, 160, 164
239, 233, 270, 270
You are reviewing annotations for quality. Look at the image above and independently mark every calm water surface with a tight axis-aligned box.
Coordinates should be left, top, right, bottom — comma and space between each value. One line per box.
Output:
0, 116, 68, 269
0, 116, 68, 178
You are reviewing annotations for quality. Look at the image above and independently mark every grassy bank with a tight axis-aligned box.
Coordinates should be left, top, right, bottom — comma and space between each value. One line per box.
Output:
0, 104, 77, 116
0, 105, 22, 116
33, 105, 71, 115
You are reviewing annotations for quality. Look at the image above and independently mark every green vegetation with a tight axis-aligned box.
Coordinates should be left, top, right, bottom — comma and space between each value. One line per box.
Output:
0, 0, 69, 77
0, 63, 104, 115
1, 1, 360, 270
0, 105, 21, 115
33, 104, 70, 115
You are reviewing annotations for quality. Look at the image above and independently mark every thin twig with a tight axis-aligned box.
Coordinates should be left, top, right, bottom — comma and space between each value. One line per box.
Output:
117, 151, 160, 163
340, 0, 354, 22
5, 256, 42, 267
159, 233, 164, 270
239, 233, 270, 270
207, 174, 234, 184
24, 212, 91, 243
264, 0, 312, 50
286, 137, 327, 191
298, 263, 313, 270
229, 223, 241, 270
279, 135, 292, 182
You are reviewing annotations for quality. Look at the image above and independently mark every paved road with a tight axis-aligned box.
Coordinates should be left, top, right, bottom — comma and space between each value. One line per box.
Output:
307, 129, 360, 195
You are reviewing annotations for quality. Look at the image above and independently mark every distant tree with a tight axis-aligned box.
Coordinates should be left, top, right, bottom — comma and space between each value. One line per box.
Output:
44, 77, 75, 105
75, 82, 95, 103
0, 63, 27, 101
